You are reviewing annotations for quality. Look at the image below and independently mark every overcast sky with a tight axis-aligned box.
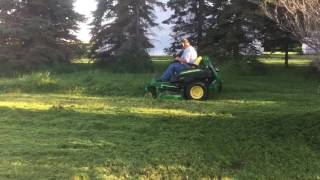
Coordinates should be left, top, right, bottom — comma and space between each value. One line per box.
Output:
74, 0, 172, 55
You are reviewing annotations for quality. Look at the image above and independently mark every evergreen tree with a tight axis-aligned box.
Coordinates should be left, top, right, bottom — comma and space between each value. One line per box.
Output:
164, 0, 262, 57
0, 0, 83, 70
165, 0, 300, 64
90, 0, 164, 72
202, 0, 264, 58
164, 0, 219, 54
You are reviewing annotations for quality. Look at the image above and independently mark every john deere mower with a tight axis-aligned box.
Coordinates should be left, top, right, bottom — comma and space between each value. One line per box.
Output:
145, 56, 222, 101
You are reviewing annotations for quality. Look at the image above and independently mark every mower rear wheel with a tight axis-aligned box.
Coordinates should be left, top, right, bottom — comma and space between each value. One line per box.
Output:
185, 82, 208, 100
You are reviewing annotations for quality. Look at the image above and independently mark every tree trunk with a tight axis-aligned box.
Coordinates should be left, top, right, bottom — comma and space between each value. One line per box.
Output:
284, 34, 289, 68
196, 0, 205, 48
284, 47, 289, 68
135, 0, 141, 47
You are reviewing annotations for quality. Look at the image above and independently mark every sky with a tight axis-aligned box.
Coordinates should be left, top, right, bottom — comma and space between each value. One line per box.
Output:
74, 0, 172, 55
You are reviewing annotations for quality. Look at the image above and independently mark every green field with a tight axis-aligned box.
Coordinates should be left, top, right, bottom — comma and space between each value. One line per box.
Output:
0, 56, 319, 179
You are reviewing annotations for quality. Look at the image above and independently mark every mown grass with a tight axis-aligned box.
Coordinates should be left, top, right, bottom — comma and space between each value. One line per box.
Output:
0, 56, 319, 179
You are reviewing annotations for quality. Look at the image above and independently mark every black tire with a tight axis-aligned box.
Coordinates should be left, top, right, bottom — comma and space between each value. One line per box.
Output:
185, 82, 208, 100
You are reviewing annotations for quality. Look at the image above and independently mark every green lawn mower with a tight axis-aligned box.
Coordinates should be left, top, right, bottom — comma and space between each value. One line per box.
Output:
145, 56, 222, 101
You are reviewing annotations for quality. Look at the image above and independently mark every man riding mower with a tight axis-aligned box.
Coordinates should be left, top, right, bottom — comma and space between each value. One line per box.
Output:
145, 39, 222, 101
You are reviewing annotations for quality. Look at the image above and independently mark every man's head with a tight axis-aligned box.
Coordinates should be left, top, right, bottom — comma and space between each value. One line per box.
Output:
181, 38, 191, 49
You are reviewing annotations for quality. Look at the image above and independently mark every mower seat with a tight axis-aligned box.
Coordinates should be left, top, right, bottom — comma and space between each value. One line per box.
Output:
170, 56, 206, 83
171, 59, 212, 83
187, 56, 203, 68
194, 56, 203, 66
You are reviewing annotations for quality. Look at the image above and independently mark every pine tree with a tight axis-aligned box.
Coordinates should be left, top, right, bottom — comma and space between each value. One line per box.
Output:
164, 0, 218, 54
0, 0, 83, 71
204, 0, 299, 60
165, 0, 285, 59
202, 0, 265, 58
165, 0, 299, 63
90, 0, 164, 72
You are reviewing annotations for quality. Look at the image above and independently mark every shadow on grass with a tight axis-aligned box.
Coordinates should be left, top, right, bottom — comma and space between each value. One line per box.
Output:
0, 105, 320, 179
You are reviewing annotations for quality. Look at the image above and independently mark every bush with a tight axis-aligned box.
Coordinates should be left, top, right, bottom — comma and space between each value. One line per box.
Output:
95, 50, 154, 73
223, 56, 268, 76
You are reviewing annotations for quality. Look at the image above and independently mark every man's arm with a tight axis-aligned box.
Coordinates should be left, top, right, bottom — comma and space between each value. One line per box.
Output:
175, 49, 191, 64
175, 56, 187, 64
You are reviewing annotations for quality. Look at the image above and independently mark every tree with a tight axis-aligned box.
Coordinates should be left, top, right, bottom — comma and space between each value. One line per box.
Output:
203, 0, 300, 65
164, 0, 219, 54
90, 0, 164, 72
164, 0, 272, 59
262, 0, 320, 51
261, 18, 301, 67
201, 0, 266, 58
0, 0, 83, 70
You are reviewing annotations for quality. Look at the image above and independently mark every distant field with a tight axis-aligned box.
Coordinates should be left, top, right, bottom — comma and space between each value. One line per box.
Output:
73, 53, 317, 65
0, 55, 319, 179
259, 53, 316, 68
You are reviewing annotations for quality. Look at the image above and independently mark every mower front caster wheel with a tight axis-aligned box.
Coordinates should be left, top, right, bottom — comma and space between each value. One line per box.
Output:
185, 82, 208, 101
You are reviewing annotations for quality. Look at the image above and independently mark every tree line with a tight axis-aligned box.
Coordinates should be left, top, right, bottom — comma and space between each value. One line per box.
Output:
0, 0, 303, 72
0, 0, 83, 71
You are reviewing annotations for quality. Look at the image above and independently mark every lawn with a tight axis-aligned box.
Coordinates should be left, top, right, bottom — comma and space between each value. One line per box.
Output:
0, 56, 319, 179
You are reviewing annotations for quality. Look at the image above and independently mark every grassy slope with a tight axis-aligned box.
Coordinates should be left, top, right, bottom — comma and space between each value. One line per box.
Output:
0, 56, 319, 179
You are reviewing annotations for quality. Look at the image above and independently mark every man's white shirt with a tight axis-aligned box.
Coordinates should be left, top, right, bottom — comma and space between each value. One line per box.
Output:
181, 46, 198, 64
